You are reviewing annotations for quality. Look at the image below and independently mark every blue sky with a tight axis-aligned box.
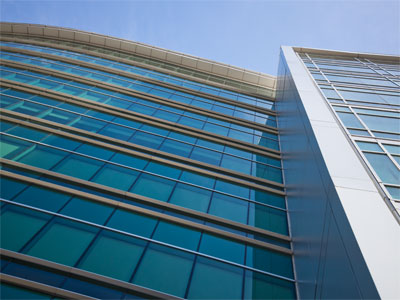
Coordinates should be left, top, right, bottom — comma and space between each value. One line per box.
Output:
1, 0, 399, 75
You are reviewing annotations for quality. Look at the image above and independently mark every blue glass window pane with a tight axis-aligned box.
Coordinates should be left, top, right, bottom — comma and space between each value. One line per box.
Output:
75, 143, 115, 160
187, 257, 243, 300
79, 231, 146, 281
253, 163, 282, 183
209, 193, 248, 224
60, 197, 114, 224
98, 124, 135, 141
159, 139, 193, 157
196, 139, 224, 152
92, 164, 139, 190
113, 117, 141, 129
221, 154, 251, 174
13, 185, 72, 212
62, 277, 124, 300
336, 112, 364, 129
132, 243, 194, 298
130, 174, 175, 202
129, 131, 164, 148
145, 161, 181, 179
25, 218, 98, 266
364, 153, 400, 185
356, 141, 383, 152
0, 205, 50, 251
228, 129, 253, 143
71, 117, 106, 132
168, 132, 197, 144
52, 154, 104, 180
359, 114, 399, 133
169, 183, 212, 213
10, 101, 49, 117
199, 233, 245, 264
179, 116, 204, 129
43, 109, 79, 125
0, 95, 20, 108
153, 221, 201, 250
190, 147, 222, 165
203, 123, 229, 136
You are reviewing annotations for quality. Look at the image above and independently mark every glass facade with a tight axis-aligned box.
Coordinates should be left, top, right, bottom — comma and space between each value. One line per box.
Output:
300, 52, 400, 213
0, 30, 295, 299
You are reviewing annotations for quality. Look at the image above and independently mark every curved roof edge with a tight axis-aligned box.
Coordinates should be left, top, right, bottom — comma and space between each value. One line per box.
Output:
0, 22, 277, 89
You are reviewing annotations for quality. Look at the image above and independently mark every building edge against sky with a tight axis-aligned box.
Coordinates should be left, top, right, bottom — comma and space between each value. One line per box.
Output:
0, 22, 399, 299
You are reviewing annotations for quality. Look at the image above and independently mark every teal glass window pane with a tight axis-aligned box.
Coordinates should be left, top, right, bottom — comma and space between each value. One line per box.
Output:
251, 188, 283, 210
129, 131, 164, 148
187, 257, 243, 300
169, 183, 212, 213
0, 205, 50, 251
79, 231, 146, 281
246, 246, 293, 278
209, 193, 248, 224
106, 208, 157, 237
129, 104, 156, 115
153, 221, 201, 250
190, 147, 221, 165
356, 141, 383, 152
71, 117, 106, 133
0, 177, 27, 199
7, 126, 48, 142
52, 154, 104, 180
364, 153, 400, 185
13, 185, 71, 212
56, 85, 84, 96
159, 139, 193, 157
0, 135, 31, 159
86, 110, 116, 121
244, 270, 296, 300
41, 134, 81, 151
98, 124, 135, 141
145, 161, 181, 179
359, 114, 399, 133
132, 243, 194, 298
215, 180, 249, 199
221, 154, 251, 174
336, 112, 364, 129
10, 101, 48, 117
130, 174, 175, 202
0, 283, 51, 300
249, 204, 288, 235
225, 146, 252, 160
81, 91, 110, 102
92, 164, 139, 190
199, 233, 245, 264
180, 171, 215, 189
253, 162, 283, 183
0, 95, 20, 108
75, 143, 115, 160
17, 145, 65, 170
25, 218, 98, 266
0, 120, 16, 132
110, 152, 148, 170
60, 197, 113, 224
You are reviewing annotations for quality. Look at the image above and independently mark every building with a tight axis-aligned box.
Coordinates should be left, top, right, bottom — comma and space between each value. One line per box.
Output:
0, 23, 399, 299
